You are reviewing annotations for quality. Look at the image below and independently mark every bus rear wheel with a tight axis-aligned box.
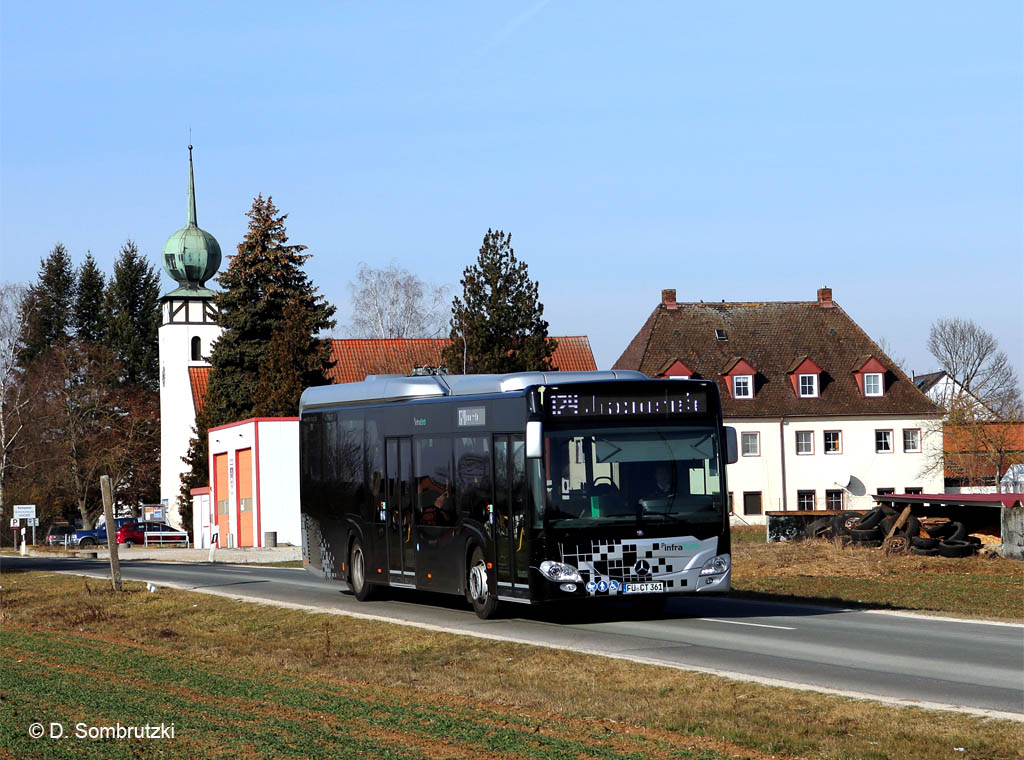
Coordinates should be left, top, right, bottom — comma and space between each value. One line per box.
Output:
467, 546, 499, 620
349, 538, 376, 601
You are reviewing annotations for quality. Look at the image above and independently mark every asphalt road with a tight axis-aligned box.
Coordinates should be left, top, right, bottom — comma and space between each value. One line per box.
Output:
5, 555, 1022, 718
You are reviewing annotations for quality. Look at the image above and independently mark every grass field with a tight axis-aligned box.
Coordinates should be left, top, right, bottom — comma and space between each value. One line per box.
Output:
729, 526, 1024, 620
1, 570, 1021, 760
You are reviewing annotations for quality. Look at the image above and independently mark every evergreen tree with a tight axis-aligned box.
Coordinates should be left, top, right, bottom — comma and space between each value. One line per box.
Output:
181, 195, 335, 512
254, 300, 331, 417
18, 242, 75, 365
202, 194, 335, 426
442, 229, 556, 374
73, 252, 107, 344
105, 240, 161, 391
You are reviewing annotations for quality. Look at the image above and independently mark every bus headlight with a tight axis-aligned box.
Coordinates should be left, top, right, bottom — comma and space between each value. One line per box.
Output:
539, 561, 582, 583
699, 555, 730, 576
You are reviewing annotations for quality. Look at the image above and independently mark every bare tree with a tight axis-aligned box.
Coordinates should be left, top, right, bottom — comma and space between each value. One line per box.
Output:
927, 317, 1021, 416
0, 283, 31, 523
927, 317, 1023, 492
346, 261, 449, 339
876, 336, 908, 373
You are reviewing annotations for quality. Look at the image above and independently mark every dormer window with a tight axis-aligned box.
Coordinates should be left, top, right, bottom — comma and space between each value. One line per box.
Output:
715, 329, 728, 341
798, 374, 818, 397
787, 356, 823, 399
723, 357, 758, 400
853, 356, 888, 398
733, 375, 753, 398
864, 373, 883, 397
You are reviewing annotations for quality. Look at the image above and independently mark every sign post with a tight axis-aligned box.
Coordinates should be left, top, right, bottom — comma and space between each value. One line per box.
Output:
14, 506, 35, 546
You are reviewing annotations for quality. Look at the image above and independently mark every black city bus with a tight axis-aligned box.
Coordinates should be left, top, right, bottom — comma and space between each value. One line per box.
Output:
299, 371, 737, 619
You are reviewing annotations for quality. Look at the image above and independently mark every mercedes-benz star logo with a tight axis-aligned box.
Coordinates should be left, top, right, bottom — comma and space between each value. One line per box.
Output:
633, 560, 652, 577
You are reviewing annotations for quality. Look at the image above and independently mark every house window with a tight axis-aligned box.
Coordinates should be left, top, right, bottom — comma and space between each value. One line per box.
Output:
797, 490, 815, 511
875, 430, 893, 453
903, 428, 921, 453
743, 491, 762, 515
905, 487, 923, 495
798, 374, 818, 397
825, 489, 844, 509
877, 488, 895, 495
733, 375, 753, 399
864, 372, 883, 397
191, 336, 202, 361
824, 430, 842, 454
741, 431, 760, 457
795, 431, 813, 455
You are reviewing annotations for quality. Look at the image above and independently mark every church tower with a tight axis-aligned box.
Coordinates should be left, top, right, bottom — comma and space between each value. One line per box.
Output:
159, 146, 224, 526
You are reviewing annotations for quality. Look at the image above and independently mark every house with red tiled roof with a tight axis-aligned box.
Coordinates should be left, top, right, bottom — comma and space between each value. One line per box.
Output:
190, 337, 596, 415
613, 287, 944, 521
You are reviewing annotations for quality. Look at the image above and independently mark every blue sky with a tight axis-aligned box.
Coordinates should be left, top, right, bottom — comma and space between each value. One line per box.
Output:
2, 2, 1022, 380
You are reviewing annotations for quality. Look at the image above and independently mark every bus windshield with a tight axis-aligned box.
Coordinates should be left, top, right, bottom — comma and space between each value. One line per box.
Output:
543, 425, 725, 529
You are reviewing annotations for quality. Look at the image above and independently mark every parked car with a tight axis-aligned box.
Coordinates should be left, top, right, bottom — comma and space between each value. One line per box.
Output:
72, 517, 137, 547
45, 525, 74, 546
116, 521, 190, 547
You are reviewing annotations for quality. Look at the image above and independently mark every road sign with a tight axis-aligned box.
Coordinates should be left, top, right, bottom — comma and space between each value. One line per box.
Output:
13, 504, 36, 520
9, 518, 18, 528
27, 517, 39, 527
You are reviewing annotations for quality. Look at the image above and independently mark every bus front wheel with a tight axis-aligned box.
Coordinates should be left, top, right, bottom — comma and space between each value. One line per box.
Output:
349, 538, 376, 601
467, 546, 499, 620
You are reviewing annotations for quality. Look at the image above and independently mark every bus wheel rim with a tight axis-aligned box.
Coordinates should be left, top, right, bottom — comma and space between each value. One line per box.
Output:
470, 563, 487, 602
353, 548, 364, 590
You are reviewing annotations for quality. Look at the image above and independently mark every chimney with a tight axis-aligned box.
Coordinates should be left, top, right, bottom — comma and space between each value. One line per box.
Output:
817, 286, 834, 308
662, 289, 678, 309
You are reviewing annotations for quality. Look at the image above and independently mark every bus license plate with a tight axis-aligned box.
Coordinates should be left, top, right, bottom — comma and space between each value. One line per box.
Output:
624, 582, 664, 594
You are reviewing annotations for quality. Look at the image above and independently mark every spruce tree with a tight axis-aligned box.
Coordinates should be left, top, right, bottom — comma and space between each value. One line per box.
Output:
18, 242, 75, 365
254, 300, 331, 417
73, 252, 107, 344
442, 229, 556, 374
105, 240, 161, 391
202, 194, 335, 427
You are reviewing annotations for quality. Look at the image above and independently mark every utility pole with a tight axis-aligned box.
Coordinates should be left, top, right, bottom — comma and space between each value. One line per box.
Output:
100, 475, 122, 592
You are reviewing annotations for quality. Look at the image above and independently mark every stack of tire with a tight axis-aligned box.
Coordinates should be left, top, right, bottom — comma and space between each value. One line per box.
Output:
805, 507, 980, 557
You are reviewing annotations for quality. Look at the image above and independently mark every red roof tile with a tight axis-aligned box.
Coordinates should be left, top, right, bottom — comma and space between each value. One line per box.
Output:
613, 295, 940, 418
188, 336, 597, 412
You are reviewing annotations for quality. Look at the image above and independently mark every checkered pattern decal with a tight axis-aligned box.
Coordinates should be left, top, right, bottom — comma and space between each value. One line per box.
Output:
301, 515, 337, 579
560, 536, 717, 595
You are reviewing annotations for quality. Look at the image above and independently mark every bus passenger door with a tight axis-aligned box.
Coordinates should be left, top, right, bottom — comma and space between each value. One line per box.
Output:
386, 438, 414, 580
494, 434, 529, 592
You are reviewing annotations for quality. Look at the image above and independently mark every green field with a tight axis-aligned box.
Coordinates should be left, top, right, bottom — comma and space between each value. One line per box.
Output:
1, 570, 1020, 760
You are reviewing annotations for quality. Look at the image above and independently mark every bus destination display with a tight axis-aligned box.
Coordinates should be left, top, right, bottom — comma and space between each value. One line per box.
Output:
547, 389, 706, 418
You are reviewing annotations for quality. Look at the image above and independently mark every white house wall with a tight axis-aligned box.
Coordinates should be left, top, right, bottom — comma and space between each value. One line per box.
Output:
204, 419, 299, 549
727, 415, 943, 523
255, 420, 301, 547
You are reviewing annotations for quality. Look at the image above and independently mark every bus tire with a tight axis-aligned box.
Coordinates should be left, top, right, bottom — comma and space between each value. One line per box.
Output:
349, 538, 376, 601
467, 545, 499, 620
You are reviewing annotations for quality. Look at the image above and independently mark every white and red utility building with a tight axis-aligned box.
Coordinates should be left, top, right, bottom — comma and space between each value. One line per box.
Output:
194, 417, 300, 549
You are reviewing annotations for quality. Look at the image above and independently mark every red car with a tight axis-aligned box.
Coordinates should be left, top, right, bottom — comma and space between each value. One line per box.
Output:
116, 521, 190, 547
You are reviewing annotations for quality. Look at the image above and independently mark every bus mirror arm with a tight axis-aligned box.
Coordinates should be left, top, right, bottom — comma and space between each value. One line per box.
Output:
526, 420, 543, 459
725, 426, 738, 464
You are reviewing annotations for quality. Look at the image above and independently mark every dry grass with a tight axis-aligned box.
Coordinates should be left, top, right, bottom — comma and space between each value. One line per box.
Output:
730, 527, 1024, 620
1, 570, 1021, 760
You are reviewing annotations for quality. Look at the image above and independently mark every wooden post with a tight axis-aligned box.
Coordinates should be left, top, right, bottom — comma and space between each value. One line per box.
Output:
884, 505, 913, 542
100, 475, 122, 592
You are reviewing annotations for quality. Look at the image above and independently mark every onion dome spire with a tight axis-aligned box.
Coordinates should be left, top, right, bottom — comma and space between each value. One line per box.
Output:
162, 145, 222, 296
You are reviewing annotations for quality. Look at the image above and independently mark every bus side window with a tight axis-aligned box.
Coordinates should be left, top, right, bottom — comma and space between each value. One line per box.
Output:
366, 419, 384, 518
456, 436, 491, 525
415, 438, 454, 527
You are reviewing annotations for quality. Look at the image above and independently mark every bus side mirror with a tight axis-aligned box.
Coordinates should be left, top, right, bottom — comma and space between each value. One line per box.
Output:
725, 426, 738, 464
526, 421, 543, 459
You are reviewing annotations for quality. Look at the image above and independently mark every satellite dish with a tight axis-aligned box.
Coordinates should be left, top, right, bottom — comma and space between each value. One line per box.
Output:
833, 472, 852, 489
